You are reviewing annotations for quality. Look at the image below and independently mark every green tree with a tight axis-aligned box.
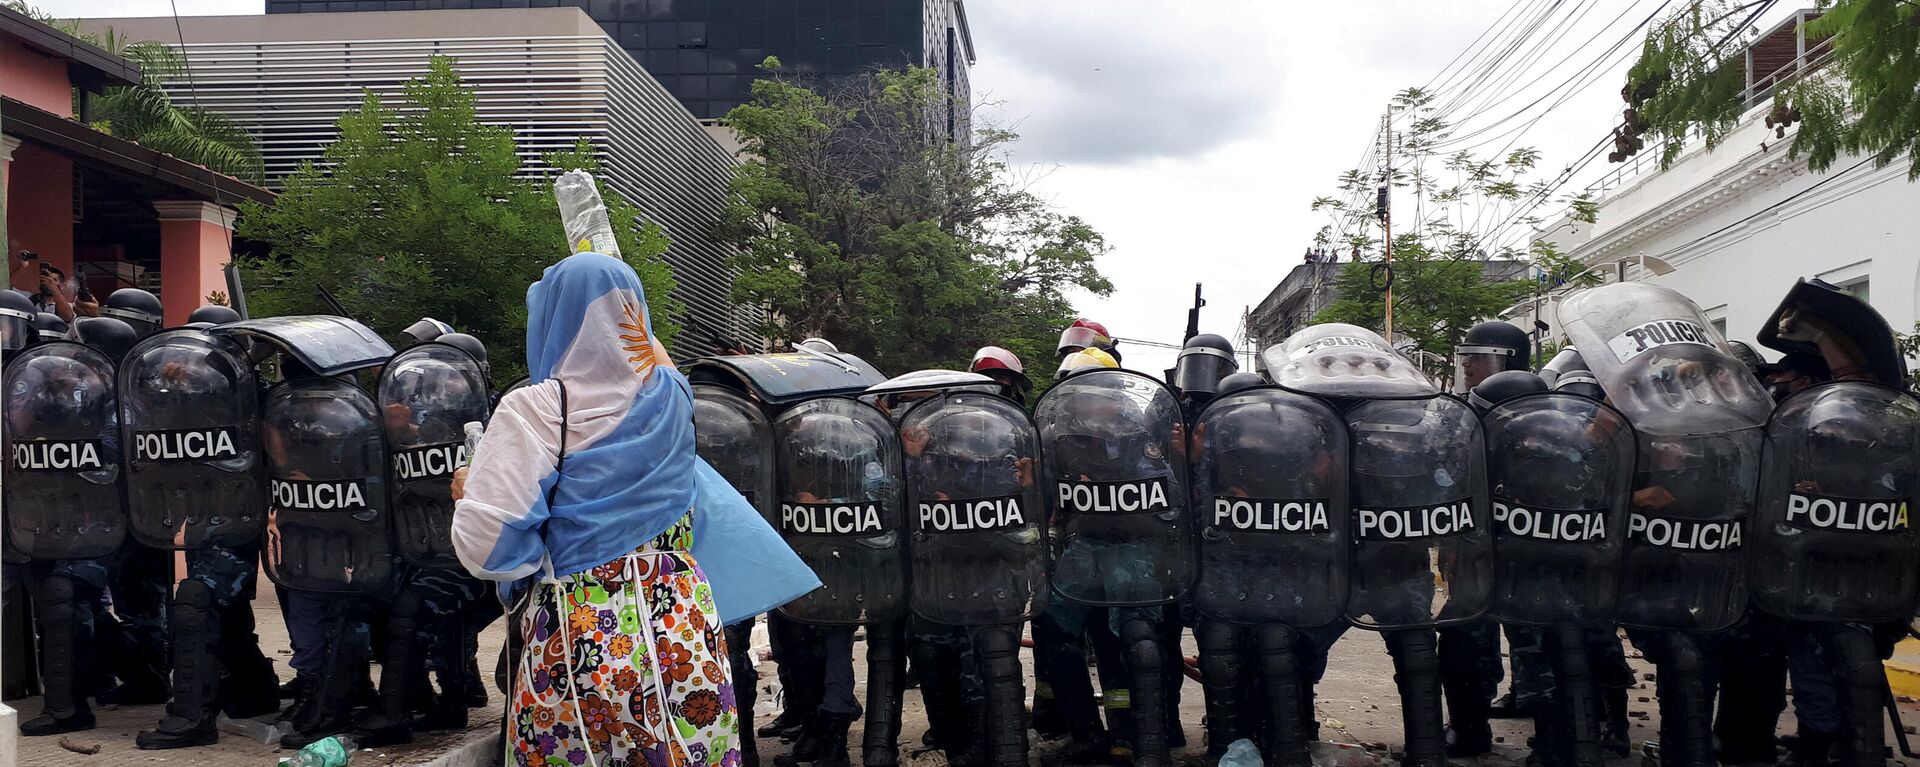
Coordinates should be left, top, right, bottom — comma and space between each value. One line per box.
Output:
717, 59, 1111, 381
92, 42, 265, 183
236, 56, 676, 383
1621, 0, 1920, 179
1312, 235, 1533, 373
1308, 87, 1574, 373
5, 2, 264, 182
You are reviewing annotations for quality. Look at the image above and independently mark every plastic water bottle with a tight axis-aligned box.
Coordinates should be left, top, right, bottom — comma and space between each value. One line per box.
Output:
463, 421, 485, 465
292, 735, 355, 767
554, 170, 620, 257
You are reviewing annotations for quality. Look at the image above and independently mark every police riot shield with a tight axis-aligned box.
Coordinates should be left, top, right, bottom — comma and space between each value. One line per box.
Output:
772, 396, 906, 625
119, 329, 264, 550
1191, 386, 1349, 627
1345, 395, 1491, 630
262, 377, 394, 594
1484, 392, 1636, 626
3, 341, 126, 559
692, 384, 775, 517
209, 316, 394, 377
1033, 369, 1194, 607
901, 390, 1048, 625
1753, 381, 1920, 623
1559, 283, 1770, 632
377, 342, 491, 570
1265, 323, 1436, 400
688, 352, 887, 407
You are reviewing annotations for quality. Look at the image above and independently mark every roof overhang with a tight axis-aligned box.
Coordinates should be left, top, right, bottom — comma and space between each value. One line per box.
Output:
2, 96, 275, 206
0, 5, 140, 91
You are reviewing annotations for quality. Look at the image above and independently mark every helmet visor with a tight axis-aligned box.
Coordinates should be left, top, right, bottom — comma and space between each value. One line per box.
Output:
1453, 347, 1515, 391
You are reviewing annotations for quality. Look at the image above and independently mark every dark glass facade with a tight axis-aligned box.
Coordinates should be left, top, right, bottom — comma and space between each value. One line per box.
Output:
264, 0, 974, 126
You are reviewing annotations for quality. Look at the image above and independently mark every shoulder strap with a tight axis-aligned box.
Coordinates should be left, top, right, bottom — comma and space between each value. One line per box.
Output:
547, 379, 568, 508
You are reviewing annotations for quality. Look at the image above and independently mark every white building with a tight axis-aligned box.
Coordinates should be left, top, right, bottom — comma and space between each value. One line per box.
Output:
1529, 10, 1920, 355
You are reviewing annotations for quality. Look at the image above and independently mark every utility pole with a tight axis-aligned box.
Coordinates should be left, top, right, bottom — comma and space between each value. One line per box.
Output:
1377, 109, 1396, 343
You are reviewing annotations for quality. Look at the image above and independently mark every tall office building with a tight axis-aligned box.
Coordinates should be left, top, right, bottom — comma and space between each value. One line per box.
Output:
264, 0, 976, 137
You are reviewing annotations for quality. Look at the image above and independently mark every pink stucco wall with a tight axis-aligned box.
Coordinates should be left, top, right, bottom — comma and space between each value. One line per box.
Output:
0, 40, 76, 117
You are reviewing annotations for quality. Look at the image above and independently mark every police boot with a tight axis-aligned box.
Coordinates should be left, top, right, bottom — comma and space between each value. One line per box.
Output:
1602, 684, 1631, 758
776, 715, 829, 766
21, 575, 94, 736
911, 637, 965, 752
351, 592, 422, 748
1196, 621, 1244, 762
1385, 629, 1449, 767
137, 582, 222, 749
1120, 617, 1170, 767
281, 610, 368, 750
217, 599, 283, 720
974, 625, 1028, 767
862, 620, 906, 767
1254, 624, 1312, 767
761, 709, 808, 740
1442, 682, 1493, 758
814, 712, 856, 767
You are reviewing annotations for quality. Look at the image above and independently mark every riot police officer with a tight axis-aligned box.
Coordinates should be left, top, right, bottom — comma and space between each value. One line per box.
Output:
1035, 359, 1195, 767
1751, 278, 1920, 767
1442, 322, 1531, 757
100, 287, 164, 338
1268, 323, 1493, 767
355, 334, 495, 745
126, 309, 282, 749
1478, 368, 1636, 767
1559, 283, 1772, 767
226, 316, 398, 749
969, 346, 1033, 406
0, 289, 37, 703
6, 323, 130, 735
92, 287, 174, 701
1190, 372, 1349, 766
899, 385, 1048, 767
75, 317, 138, 362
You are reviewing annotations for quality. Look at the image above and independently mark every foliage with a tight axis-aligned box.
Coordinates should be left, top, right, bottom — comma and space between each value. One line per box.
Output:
1622, 0, 1920, 180
91, 42, 265, 182
1897, 321, 1920, 391
6, 2, 265, 182
717, 58, 1111, 381
235, 56, 676, 384
1312, 234, 1533, 366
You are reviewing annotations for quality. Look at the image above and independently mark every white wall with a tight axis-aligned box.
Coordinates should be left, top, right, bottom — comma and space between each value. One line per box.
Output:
1538, 108, 1920, 359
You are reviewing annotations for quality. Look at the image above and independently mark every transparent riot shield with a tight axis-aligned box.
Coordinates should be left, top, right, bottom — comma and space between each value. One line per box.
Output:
262, 377, 394, 594
1033, 369, 1195, 607
3, 341, 126, 559
378, 342, 491, 570
901, 390, 1048, 625
1264, 323, 1436, 400
692, 384, 776, 517
1484, 392, 1636, 626
1559, 282, 1770, 632
1345, 395, 1490, 630
209, 315, 394, 377
1754, 381, 1920, 623
119, 329, 264, 550
1191, 386, 1349, 627
772, 396, 907, 625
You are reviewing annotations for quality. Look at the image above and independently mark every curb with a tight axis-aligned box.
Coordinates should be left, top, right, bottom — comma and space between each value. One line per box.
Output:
405, 730, 502, 767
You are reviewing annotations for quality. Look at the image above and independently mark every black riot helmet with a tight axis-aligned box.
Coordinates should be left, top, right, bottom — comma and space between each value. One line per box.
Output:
1468, 370, 1547, 413
401, 317, 455, 346
74, 316, 137, 361
32, 311, 68, 342
1455, 321, 1530, 390
1217, 372, 1268, 396
0, 290, 35, 352
188, 304, 242, 326
438, 332, 489, 379
102, 288, 164, 337
1724, 340, 1765, 380
1173, 333, 1238, 402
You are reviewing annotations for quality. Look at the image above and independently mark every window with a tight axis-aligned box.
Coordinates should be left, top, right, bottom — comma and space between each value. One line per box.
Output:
1839, 277, 1870, 305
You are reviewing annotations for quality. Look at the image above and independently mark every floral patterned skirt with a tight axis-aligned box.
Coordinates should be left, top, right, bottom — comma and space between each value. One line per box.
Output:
509, 514, 738, 767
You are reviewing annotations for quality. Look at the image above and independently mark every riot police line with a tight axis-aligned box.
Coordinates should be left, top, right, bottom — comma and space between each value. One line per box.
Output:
3, 291, 500, 751
7, 274, 1920, 767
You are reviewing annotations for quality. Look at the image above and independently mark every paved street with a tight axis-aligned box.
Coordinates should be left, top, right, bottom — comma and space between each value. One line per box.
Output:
13, 585, 1920, 766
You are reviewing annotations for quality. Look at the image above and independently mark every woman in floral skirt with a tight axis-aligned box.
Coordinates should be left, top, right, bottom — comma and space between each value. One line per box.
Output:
453, 251, 737, 767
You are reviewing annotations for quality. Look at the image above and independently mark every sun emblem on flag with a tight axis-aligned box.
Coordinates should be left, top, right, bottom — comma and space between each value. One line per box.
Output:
619, 301, 657, 379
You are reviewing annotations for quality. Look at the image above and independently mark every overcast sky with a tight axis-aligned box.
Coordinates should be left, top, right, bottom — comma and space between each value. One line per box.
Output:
38, 0, 1799, 375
